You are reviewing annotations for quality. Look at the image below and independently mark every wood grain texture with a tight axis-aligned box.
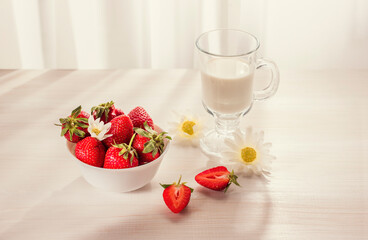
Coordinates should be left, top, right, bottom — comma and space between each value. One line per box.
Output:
0, 69, 366, 240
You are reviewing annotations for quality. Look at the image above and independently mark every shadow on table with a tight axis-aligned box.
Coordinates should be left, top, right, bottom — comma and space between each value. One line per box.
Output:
1, 167, 272, 240
80, 169, 272, 239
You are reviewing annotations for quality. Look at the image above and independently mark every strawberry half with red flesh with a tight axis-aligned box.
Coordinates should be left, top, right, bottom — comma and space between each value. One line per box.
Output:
128, 106, 154, 129
133, 122, 171, 164
104, 134, 139, 169
160, 176, 193, 213
56, 105, 90, 143
91, 101, 124, 123
195, 166, 240, 192
75, 136, 106, 167
103, 115, 134, 147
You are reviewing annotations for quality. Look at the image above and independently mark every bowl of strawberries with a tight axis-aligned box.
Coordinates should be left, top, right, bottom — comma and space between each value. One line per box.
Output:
57, 101, 171, 192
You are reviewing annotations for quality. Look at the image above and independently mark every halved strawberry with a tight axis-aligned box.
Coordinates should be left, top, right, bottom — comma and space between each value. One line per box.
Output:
160, 176, 193, 213
56, 105, 90, 143
133, 122, 171, 164
104, 134, 139, 169
128, 106, 154, 129
91, 101, 124, 123
75, 136, 106, 167
195, 166, 240, 192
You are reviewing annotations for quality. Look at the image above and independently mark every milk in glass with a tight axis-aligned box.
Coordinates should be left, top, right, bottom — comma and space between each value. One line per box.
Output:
201, 58, 254, 114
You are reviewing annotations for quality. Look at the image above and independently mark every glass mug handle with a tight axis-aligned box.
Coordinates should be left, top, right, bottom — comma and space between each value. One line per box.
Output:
254, 58, 280, 101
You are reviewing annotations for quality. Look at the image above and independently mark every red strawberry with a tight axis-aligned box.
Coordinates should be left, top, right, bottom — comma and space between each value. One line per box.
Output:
133, 122, 171, 164
103, 115, 134, 147
128, 106, 154, 129
75, 136, 106, 167
160, 176, 193, 213
91, 101, 124, 123
195, 166, 240, 192
132, 134, 160, 164
56, 105, 90, 143
104, 135, 139, 169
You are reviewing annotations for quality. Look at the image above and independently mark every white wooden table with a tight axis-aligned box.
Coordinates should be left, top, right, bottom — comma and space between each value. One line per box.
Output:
0, 69, 367, 240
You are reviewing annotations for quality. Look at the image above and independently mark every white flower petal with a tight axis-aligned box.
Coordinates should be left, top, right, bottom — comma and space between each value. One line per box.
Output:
88, 116, 94, 126
104, 122, 112, 132
99, 128, 108, 136
263, 142, 272, 148
218, 126, 274, 178
224, 138, 241, 151
90, 132, 97, 138
245, 127, 253, 142
100, 134, 113, 141
258, 131, 264, 142
87, 125, 92, 134
234, 132, 245, 146
86, 116, 114, 141
221, 151, 238, 159
168, 110, 206, 147
98, 121, 104, 129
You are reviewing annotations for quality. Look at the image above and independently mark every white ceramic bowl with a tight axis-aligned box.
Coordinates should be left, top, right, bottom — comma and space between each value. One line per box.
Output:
67, 125, 170, 192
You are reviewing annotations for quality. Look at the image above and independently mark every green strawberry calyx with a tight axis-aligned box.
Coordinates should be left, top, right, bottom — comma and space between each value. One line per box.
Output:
113, 133, 138, 164
91, 100, 114, 121
224, 170, 241, 193
160, 175, 194, 193
134, 121, 172, 157
55, 105, 89, 141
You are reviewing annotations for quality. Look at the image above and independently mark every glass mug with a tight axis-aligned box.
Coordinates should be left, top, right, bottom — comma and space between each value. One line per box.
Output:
196, 29, 279, 155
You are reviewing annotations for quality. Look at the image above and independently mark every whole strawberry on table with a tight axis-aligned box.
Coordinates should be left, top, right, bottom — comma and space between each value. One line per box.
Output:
56, 103, 170, 169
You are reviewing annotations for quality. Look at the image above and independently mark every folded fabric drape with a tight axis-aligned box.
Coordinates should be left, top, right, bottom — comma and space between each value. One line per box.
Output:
0, 0, 367, 69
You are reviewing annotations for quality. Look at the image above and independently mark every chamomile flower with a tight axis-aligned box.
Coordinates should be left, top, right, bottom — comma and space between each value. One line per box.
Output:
87, 116, 112, 141
168, 111, 206, 146
220, 127, 275, 177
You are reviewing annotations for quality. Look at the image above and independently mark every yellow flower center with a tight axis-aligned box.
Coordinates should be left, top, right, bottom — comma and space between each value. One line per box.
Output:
92, 128, 101, 136
181, 120, 196, 135
241, 147, 257, 163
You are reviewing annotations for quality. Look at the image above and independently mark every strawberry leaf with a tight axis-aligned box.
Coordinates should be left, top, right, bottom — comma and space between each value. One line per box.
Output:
134, 128, 151, 138
91, 101, 114, 119
77, 118, 89, 123
143, 141, 155, 153
118, 148, 127, 156
59, 118, 67, 124
143, 121, 157, 134
60, 127, 68, 136
74, 129, 85, 137
71, 105, 82, 118
224, 170, 240, 193
76, 122, 89, 128
69, 128, 75, 141
160, 183, 172, 189
104, 108, 109, 121
152, 148, 158, 158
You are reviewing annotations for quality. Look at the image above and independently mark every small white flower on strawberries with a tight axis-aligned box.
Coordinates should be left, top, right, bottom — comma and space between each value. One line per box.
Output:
87, 116, 112, 141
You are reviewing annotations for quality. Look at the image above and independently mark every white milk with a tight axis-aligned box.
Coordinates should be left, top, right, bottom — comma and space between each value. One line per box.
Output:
201, 58, 254, 114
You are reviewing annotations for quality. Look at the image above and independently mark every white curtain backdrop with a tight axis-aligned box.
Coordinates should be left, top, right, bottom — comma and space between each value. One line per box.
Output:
0, 0, 367, 69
